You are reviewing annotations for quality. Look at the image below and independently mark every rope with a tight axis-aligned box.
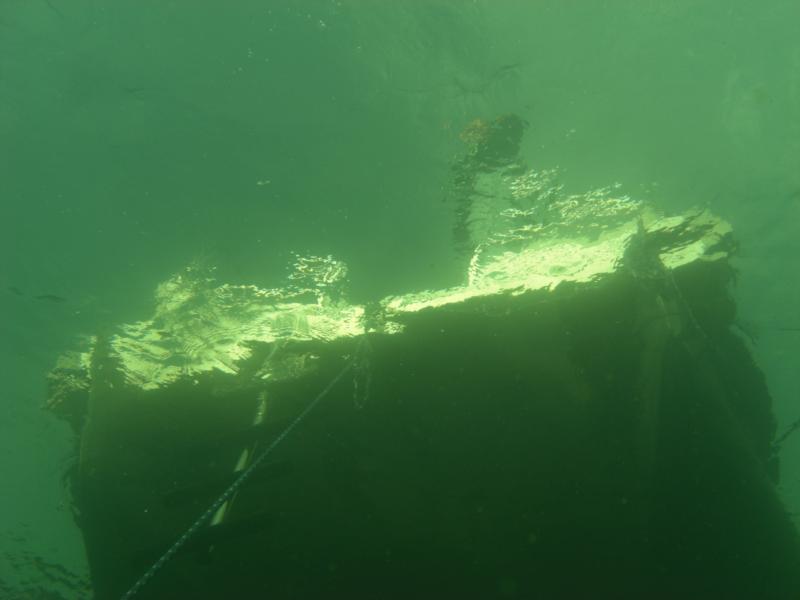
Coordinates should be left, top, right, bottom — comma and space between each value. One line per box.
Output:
774, 413, 800, 452
120, 349, 359, 600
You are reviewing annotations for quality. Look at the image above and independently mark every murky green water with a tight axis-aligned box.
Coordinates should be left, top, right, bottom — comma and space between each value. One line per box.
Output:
2, 2, 799, 598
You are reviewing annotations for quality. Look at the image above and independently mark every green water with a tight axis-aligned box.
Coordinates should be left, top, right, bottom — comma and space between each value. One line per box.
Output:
2, 1, 799, 598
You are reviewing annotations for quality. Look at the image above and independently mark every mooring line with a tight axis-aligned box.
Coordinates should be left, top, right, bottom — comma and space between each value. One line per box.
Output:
120, 347, 359, 600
